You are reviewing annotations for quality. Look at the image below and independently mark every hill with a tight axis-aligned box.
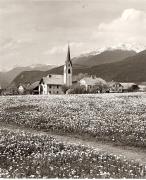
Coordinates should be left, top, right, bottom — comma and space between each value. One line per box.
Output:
11, 64, 87, 87
81, 49, 146, 82
0, 64, 56, 88
72, 49, 136, 66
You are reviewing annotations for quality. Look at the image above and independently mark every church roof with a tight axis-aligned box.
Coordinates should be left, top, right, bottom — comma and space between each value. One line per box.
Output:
66, 44, 72, 66
42, 74, 64, 85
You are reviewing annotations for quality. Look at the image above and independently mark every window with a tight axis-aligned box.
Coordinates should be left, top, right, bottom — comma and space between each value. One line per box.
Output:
49, 85, 51, 88
57, 85, 59, 89
49, 74, 52, 78
68, 69, 71, 74
49, 91, 51, 94
57, 91, 58, 94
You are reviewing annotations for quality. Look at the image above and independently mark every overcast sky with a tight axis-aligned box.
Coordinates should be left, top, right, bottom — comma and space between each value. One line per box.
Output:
0, 0, 146, 70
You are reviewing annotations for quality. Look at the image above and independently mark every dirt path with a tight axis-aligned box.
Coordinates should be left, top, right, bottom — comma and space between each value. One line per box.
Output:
0, 122, 146, 165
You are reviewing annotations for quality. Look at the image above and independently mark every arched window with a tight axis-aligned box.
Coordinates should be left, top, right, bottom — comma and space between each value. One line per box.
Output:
68, 69, 71, 74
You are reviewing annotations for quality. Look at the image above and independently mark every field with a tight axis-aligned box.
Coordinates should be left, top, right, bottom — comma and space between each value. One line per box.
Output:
0, 92, 146, 147
0, 92, 146, 178
0, 128, 145, 178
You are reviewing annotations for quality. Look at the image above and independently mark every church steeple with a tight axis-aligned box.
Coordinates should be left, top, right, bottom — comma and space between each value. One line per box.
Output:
66, 44, 72, 66
64, 44, 72, 87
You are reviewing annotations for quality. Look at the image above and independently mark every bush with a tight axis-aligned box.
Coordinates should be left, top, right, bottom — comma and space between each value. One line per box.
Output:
67, 84, 86, 94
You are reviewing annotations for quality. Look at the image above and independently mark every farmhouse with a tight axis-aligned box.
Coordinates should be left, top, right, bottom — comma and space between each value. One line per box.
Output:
108, 81, 139, 93
39, 75, 64, 95
38, 44, 72, 95
79, 76, 106, 92
108, 82, 123, 93
18, 85, 24, 94
120, 83, 139, 92
138, 85, 146, 92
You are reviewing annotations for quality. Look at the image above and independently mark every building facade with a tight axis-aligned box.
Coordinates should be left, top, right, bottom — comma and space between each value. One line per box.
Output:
39, 45, 73, 95
39, 75, 64, 95
108, 82, 139, 93
109, 82, 123, 93
79, 76, 107, 92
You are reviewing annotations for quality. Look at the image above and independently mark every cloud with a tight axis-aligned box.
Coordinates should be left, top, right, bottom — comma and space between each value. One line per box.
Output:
44, 42, 84, 55
93, 9, 146, 47
0, 37, 33, 54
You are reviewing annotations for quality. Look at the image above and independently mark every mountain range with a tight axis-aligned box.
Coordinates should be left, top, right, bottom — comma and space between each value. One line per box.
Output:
0, 47, 146, 88
0, 64, 56, 88
72, 49, 136, 67
11, 48, 146, 88
44, 49, 146, 83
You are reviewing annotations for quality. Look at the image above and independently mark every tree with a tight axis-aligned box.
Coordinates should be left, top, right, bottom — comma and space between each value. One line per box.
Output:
62, 85, 70, 94
90, 79, 109, 93
66, 84, 86, 94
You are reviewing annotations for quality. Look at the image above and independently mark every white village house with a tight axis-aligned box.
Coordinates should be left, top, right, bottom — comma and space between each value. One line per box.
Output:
18, 85, 25, 94
38, 45, 73, 95
79, 77, 107, 92
108, 82, 123, 93
108, 81, 139, 93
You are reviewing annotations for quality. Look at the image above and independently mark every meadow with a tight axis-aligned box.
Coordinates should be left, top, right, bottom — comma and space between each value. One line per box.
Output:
0, 92, 146, 178
0, 92, 146, 147
0, 128, 144, 178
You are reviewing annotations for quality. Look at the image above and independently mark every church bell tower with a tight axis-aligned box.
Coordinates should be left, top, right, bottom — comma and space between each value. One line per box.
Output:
64, 44, 72, 87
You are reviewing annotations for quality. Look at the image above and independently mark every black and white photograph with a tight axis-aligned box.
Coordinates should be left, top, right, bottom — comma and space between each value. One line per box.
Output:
0, 0, 146, 178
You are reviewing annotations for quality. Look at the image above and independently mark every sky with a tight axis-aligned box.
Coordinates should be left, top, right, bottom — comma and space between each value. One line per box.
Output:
0, 0, 146, 71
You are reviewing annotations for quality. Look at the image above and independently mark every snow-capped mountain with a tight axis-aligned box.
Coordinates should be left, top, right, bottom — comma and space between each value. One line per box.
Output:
77, 43, 145, 57
72, 48, 137, 67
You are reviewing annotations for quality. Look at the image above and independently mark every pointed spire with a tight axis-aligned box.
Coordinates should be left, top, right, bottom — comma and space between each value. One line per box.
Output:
66, 43, 72, 66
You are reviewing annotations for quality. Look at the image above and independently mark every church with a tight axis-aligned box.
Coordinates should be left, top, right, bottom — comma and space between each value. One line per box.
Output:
38, 45, 73, 95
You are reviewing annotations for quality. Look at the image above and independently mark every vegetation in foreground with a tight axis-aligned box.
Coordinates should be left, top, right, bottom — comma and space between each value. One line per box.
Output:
0, 128, 145, 178
0, 93, 145, 148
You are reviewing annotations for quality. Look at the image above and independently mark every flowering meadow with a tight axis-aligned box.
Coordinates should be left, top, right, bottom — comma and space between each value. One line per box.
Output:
0, 128, 145, 178
0, 92, 146, 147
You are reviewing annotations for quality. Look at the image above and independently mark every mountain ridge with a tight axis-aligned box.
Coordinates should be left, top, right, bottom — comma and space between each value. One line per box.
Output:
11, 49, 140, 87
0, 64, 56, 88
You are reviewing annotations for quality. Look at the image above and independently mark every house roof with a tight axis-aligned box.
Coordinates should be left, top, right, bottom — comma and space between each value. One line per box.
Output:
108, 81, 122, 87
120, 83, 137, 89
108, 82, 138, 89
28, 81, 40, 90
42, 74, 64, 85
139, 85, 146, 89
80, 77, 106, 86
